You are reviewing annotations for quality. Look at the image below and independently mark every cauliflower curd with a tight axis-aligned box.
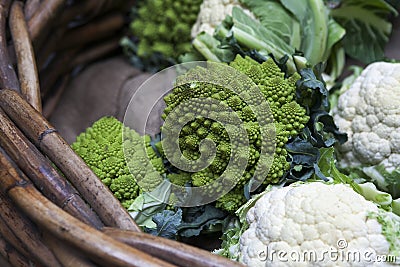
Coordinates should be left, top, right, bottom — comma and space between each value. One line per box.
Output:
240, 182, 398, 267
191, 0, 254, 38
332, 62, 400, 171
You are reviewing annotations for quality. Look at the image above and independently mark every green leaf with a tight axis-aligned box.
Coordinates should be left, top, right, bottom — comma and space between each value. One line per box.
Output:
328, 64, 363, 109
286, 136, 327, 181
279, 0, 330, 65
362, 165, 400, 199
317, 147, 336, 174
325, 19, 346, 60
326, 45, 346, 81
192, 33, 225, 62
179, 49, 206, 64
330, 0, 398, 63
230, 7, 297, 72
286, 138, 320, 166
317, 148, 356, 187
240, 0, 301, 48
145, 209, 183, 239
296, 68, 329, 111
295, 68, 348, 148
128, 180, 171, 228
310, 111, 348, 146
393, 198, 400, 216
316, 148, 399, 215
178, 205, 227, 237
218, 33, 269, 64
283, 66, 347, 183
357, 183, 393, 207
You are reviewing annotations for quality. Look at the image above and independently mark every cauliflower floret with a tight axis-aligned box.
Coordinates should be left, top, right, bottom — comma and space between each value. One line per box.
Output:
191, 0, 255, 38
332, 62, 400, 171
239, 182, 397, 267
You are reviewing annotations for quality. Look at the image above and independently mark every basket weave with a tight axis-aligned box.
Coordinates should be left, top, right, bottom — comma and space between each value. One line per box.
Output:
0, 1, 240, 266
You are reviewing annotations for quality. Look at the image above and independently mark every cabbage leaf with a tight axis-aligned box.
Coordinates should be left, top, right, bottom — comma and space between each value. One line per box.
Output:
328, 0, 398, 63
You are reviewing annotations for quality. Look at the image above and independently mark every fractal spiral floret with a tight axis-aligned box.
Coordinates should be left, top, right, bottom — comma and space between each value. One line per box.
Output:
71, 117, 165, 209
161, 55, 309, 212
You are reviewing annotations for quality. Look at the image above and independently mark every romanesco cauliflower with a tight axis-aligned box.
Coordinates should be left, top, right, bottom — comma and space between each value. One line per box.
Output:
71, 116, 166, 209
161, 55, 309, 212
129, 0, 203, 64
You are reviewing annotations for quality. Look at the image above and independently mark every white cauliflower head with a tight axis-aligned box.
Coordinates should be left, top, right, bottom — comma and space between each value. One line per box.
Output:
191, 0, 254, 38
332, 62, 400, 171
239, 182, 399, 267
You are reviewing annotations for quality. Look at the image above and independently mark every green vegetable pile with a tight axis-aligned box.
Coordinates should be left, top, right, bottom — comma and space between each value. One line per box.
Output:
70, 0, 400, 264
122, 0, 398, 80
72, 55, 347, 239
121, 0, 203, 71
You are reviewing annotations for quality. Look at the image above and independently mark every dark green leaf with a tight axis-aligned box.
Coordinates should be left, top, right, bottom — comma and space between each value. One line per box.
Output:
286, 136, 328, 181
296, 68, 329, 112
295, 67, 347, 148
178, 205, 227, 237
310, 111, 348, 147
145, 209, 183, 239
286, 137, 320, 166
384, 0, 400, 9
284, 66, 347, 183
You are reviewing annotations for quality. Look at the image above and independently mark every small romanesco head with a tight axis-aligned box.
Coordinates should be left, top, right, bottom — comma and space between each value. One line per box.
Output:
71, 116, 166, 209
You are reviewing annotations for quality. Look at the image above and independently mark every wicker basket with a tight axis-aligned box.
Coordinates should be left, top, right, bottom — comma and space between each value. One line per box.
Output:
0, 1, 240, 266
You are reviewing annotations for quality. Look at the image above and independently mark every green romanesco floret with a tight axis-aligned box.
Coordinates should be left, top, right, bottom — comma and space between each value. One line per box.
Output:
161, 55, 310, 212
71, 116, 166, 209
215, 188, 247, 213
191, 169, 217, 187
167, 172, 192, 187
129, 0, 203, 63
109, 174, 140, 209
